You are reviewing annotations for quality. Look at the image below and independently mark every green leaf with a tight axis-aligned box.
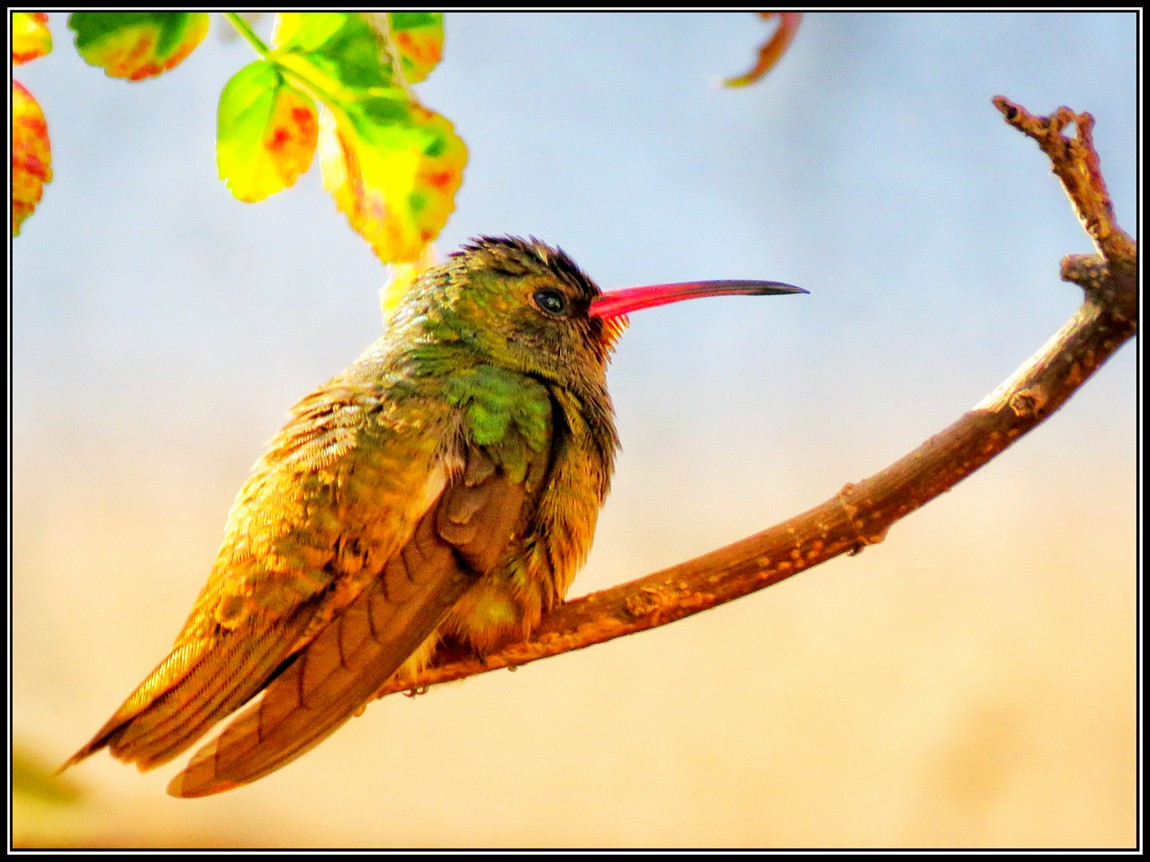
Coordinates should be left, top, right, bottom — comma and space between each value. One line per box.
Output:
388, 13, 444, 84
12, 81, 53, 235
273, 12, 397, 96
320, 101, 466, 263
13, 12, 52, 65
218, 61, 319, 202
272, 12, 348, 55
215, 13, 468, 261
69, 11, 209, 81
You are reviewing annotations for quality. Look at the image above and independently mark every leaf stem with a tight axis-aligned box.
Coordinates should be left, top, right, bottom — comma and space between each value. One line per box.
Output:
221, 13, 349, 120
223, 12, 270, 58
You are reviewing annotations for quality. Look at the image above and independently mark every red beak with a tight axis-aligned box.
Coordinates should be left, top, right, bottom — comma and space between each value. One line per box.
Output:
589, 280, 807, 320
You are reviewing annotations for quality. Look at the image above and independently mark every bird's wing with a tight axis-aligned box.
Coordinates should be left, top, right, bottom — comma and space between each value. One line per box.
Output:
166, 444, 528, 796
64, 380, 459, 772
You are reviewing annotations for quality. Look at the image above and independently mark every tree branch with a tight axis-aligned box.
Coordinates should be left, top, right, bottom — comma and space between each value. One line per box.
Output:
377, 97, 1137, 700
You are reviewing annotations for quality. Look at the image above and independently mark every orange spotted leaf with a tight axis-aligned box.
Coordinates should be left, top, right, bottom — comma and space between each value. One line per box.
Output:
320, 100, 466, 263
218, 61, 319, 202
12, 81, 53, 235
724, 12, 801, 88
388, 12, 443, 84
69, 11, 208, 81
13, 12, 52, 65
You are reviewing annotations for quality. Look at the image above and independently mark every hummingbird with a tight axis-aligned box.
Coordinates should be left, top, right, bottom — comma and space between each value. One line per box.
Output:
64, 236, 805, 797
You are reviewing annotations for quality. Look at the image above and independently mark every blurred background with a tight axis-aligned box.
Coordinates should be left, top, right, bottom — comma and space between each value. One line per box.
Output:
12, 12, 1137, 849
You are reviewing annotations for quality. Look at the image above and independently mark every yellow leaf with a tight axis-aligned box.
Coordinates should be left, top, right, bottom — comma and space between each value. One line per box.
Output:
320, 102, 466, 263
13, 12, 52, 65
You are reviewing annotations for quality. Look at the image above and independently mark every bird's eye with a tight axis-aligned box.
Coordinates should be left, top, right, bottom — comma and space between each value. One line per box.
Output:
533, 287, 568, 316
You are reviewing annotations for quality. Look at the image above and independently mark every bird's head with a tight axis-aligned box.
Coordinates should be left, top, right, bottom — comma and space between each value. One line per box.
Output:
388, 235, 806, 394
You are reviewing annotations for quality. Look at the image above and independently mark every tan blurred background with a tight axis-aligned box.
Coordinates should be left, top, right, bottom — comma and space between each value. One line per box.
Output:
13, 12, 1136, 848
